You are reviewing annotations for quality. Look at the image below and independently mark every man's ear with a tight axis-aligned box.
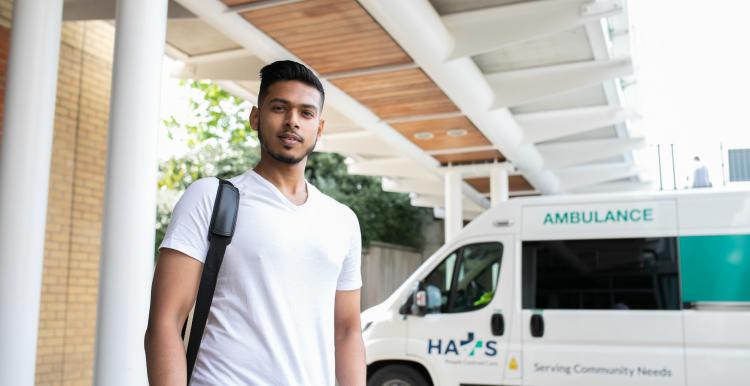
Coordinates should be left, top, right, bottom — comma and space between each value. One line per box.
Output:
250, 106, 259, 131
316, 118, 325, 140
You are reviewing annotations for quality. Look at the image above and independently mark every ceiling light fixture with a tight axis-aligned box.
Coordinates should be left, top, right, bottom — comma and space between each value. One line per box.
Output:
446, 128, 468, 137
414, 132, 434, 140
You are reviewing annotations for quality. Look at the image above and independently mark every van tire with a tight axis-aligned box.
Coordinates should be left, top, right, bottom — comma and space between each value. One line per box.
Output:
367, 364, 429, 386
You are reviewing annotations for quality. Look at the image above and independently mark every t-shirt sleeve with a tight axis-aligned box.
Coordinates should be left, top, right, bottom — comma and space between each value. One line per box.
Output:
158, 177, 219, 264
336, 208, 362, 291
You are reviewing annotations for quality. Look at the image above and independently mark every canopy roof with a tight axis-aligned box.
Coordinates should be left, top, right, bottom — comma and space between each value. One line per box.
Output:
65, 0, 645, 218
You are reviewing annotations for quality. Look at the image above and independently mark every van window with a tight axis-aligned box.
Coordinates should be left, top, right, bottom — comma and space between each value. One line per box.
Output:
522, 237, 680, 310
423, 242, 503, 314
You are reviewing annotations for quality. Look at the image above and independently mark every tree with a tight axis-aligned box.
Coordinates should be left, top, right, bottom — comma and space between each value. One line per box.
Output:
155, 80, 429, 256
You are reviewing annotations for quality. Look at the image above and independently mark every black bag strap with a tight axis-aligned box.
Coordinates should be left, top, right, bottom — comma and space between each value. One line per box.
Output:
182, 178, 239, 383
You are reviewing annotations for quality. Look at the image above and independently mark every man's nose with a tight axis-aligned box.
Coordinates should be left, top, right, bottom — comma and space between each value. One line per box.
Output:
284, 110, 301, 129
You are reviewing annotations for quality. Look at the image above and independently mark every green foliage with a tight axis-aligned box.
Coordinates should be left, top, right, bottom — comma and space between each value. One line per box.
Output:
155, 80, 428, 256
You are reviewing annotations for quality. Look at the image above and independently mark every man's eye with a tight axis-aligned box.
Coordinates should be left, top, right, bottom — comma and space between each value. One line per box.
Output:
271, 105, 285, 112
302, 111, 315, 118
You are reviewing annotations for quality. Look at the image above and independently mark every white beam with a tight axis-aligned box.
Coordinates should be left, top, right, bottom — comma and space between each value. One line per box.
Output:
488, 58, 633, 109
347, 158, 438, 180
0, 1, 64, 384
382, 177, 444, 196
226, 0, 302, 14
171, 54, 266, 80
317, 132, 402, 157
383, 177, 491, 211
538, 137, 646, 169
556, 164, 639, 191
215, 80, 257, 103
436, 161, 515, 179
445, 169, 464, 241
444, 0, 622, 59
517, 106, 639, 144
412, 194, 482, 213
93, 0, 167, 384
358, 0, 560, 194
490, 167, 509, 206
182, 47, 249, 64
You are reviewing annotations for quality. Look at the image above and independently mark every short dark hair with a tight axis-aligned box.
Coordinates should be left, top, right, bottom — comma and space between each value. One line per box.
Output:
257, 60, 325, 109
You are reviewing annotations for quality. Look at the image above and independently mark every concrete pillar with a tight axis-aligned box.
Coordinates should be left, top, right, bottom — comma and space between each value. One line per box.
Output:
0, 1, 64, 384
93, 0, 167, 384
444, 170, 463, 242
490, 167, 509, 206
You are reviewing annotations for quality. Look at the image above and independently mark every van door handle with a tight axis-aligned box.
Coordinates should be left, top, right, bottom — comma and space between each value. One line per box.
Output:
530, 314, 544, 338
491, 313, 504, 336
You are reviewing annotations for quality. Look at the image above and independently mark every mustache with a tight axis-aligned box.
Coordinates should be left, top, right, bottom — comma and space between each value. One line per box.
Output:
278, 131, 303, 142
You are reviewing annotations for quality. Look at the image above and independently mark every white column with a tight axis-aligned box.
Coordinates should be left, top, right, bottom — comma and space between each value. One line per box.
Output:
444, 170, 463, 242
0, 1, 64, 384
93, 0, 167, 385
490, 167, 509, 207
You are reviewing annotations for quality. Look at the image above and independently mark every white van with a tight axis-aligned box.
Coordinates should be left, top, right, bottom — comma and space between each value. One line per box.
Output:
362, 189, 750, 386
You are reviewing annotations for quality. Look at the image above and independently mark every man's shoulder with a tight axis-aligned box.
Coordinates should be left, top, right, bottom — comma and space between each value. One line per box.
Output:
182, 177, 220, 200
185, 171, 251, 194
311, 185, 358, 223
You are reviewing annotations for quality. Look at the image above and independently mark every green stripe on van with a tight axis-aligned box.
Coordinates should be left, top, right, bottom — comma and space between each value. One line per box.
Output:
680, 234, 750, 302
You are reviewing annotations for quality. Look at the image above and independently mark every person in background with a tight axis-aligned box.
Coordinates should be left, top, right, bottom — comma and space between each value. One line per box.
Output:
690, 156, 712, 188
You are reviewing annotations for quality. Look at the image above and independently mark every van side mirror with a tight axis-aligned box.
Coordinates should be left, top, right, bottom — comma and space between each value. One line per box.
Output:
399, 281, 427, 316
411, 281, 427, 316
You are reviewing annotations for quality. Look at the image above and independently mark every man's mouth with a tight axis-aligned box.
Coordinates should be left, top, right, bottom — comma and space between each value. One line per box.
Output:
278, 133, 302, 145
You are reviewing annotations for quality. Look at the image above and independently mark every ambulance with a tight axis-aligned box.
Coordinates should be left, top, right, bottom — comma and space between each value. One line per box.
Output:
361, 189, 750, 386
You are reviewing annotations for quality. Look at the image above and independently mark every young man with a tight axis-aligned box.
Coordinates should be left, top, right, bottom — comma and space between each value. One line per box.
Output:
145, 61, 366, 386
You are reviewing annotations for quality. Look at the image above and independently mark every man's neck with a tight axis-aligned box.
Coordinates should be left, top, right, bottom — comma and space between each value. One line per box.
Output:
253, 156, 308, 204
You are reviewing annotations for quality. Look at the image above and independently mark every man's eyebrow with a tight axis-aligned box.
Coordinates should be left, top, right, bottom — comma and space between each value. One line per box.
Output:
268, 98, 290, 105
268, 98, 319, 112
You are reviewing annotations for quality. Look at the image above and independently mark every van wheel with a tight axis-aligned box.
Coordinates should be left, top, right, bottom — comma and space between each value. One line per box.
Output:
368, 364, 429, 386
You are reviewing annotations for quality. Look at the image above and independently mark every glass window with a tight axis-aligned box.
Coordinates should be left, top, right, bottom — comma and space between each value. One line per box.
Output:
422, 242, 503, 314
423, 252, 457, 313
452, 243, 504, 313
522, 237, 680, 310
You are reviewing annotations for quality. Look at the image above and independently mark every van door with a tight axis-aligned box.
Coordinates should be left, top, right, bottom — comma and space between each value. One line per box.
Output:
521, 237, 685, 386
406, 236, 514, 386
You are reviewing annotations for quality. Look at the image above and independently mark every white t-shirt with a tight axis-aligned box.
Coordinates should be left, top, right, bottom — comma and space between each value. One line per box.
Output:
159, 170, 362, 386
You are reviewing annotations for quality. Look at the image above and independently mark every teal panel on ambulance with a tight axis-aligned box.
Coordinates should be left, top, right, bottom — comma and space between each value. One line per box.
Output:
680, 234, 750, 302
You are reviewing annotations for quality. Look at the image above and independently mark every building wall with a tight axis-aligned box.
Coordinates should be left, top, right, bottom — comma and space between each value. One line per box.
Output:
361, 242, 425, 310
0, 0, 115, 382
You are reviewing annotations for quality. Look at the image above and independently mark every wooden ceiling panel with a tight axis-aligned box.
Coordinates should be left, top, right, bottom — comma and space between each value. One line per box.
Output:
391, 116, 491, 151
240, 0, 412, 74
222, 0, 267, 6
510, 175, 534, 192
331, 68, 458, 119
433, 150, 505, 165
465, 177, 490, 193
465, 175, 535, 193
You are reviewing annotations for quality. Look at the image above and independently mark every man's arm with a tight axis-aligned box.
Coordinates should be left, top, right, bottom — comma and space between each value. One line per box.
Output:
334, 289, 366, 386
144, 248, 203, 386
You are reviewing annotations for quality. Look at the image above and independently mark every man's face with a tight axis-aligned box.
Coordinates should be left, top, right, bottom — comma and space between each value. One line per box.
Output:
250, 80, 324, 165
